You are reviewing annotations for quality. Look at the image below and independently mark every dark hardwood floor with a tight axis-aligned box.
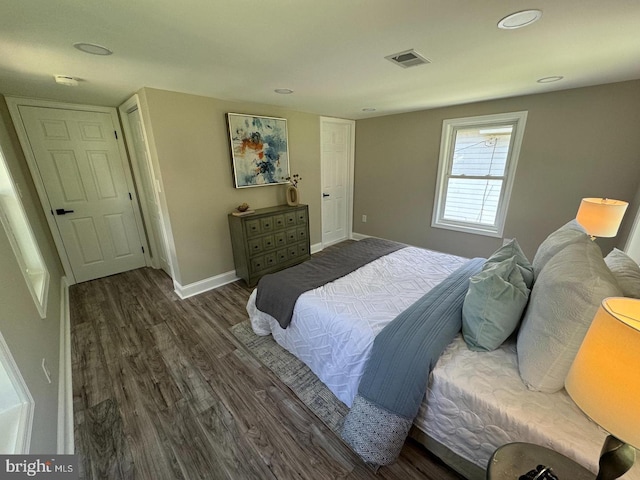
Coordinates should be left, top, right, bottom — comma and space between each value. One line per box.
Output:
70, 250, 465, 479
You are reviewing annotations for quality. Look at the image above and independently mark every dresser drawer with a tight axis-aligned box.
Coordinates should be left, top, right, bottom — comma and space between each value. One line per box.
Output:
250, 255, 266, 272
296, 210, 308, 224
248, 238, 263, 255
286, 228, 298, 244
245, 219, 261, 237
284, 212, 297, 226
274, 231, 286, 247
273, 214, 285, 229
296, 226, 307, 242
262, 234, 276, 251
260, 216, 274, 232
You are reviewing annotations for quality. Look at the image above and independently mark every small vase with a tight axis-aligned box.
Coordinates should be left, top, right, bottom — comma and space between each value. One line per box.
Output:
286, 185, 299, 206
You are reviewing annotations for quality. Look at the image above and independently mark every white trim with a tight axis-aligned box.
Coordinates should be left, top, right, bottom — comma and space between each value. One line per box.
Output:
5, 96, 151, 284
0, 142, 50, 318
174, 270, 240, 299
350, 232, 370, 241
310, 242, 323, 254
0, 330, 34, 454
320, 117, 355, 248
119, 94, 174, 277
118, 97, 154, 268
57, 276, 73, 454
431, 111, 528, 238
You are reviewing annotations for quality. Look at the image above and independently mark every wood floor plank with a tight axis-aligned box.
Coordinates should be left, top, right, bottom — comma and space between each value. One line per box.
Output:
70, 260, 466, 480
81, 398, 135, 480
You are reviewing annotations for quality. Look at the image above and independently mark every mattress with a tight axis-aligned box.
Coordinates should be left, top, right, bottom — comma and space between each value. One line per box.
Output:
248, 246, 466, 406
417, 335, 639, 478
248, 245, 640, 479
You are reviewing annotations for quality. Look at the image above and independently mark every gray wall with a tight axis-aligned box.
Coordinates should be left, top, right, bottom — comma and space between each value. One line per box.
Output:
138, 88, 322, 286
0, 96, 64, 452
353, 80, 640, 260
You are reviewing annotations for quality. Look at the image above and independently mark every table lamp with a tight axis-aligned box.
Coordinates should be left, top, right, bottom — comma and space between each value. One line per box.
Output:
576, 198, 628, 239
565, 297, 640, 480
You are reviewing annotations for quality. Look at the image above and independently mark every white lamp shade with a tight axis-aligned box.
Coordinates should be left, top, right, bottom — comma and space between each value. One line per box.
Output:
576, 198, 628, 237
565, 297, 640, 449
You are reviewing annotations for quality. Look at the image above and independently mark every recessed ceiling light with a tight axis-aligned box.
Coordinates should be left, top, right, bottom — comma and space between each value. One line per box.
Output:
362, 108, 376, 112
537, 76, 564, 83
73, 42, 113, 56
274, 88, 293, 94
497, 10, 543, 29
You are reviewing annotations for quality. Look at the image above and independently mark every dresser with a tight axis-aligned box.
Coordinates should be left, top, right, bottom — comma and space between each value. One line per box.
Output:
228, 204, 310, 287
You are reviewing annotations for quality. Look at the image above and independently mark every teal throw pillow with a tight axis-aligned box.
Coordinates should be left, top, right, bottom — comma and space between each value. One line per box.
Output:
462, 256, 530, 352
485, 238, 534, 289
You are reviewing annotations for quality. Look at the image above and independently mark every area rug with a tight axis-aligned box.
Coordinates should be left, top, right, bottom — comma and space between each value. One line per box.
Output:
230, 320, 348, 434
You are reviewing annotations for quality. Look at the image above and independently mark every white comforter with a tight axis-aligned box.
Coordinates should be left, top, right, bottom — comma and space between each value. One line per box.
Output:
247, 243, 640, 478
248, 246, 466, 406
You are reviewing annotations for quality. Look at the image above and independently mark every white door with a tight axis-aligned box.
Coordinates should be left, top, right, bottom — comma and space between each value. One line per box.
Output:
321, 117, 354, 246
18, 106, 146, 283
126, 107, 171, 275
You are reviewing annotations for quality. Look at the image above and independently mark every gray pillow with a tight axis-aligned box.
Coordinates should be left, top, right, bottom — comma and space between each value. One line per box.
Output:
532, 219, 589, 279
485, 238, 534, 289
517, 240, 622, 393
604, 248, 640, 298
463, 257, 530, 352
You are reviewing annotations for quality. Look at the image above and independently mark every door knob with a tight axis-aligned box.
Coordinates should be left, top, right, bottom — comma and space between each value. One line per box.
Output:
55, 208, 75, 215
322, 193, 330, 198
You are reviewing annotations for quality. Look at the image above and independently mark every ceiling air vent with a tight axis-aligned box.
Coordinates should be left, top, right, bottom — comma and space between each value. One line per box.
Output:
385, 49, 430, 68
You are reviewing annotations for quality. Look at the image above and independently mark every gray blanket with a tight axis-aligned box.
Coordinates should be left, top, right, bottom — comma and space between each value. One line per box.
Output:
341, 257, 485, 467
255, 238, 406, 328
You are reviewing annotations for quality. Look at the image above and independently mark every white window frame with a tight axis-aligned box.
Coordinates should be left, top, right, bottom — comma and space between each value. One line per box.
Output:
431, 111, 528, 237
0, 144, 49, 318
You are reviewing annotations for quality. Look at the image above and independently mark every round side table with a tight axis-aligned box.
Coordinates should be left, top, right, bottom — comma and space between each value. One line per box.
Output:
487, 442, 594, 479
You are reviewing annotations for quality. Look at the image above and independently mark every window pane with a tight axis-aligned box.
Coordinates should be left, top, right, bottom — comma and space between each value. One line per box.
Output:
451, 125, 513, 177
443, 178, 503, 226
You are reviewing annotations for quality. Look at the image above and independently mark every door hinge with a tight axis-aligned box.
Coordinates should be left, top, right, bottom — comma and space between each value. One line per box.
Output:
129, 192, 132, 200
114, 130, 118, 139
141, 246, 145, 253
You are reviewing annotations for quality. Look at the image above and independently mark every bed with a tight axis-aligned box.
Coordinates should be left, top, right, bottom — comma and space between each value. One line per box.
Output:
247, 226, 640, 479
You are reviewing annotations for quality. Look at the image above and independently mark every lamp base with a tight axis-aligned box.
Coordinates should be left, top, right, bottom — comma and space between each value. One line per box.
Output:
595, 435, 636, 480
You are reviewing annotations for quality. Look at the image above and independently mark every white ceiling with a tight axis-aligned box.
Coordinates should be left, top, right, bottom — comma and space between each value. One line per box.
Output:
1, 0, 639, 120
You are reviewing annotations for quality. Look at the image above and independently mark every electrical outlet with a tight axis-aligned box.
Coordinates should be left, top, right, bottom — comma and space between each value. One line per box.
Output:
362, 214, 367, 223
41, 358, 52, 384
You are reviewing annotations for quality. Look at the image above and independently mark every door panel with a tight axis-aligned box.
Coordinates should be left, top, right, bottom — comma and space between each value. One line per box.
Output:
321, 119, 353, 245
19, 106, 146, 282
126, 108, 171, 274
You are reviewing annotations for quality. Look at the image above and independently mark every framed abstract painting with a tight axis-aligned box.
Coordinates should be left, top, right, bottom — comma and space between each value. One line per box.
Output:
227, 113, 290, 188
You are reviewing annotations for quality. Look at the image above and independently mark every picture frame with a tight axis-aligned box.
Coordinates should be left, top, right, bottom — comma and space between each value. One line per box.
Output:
227, 113, 290, 188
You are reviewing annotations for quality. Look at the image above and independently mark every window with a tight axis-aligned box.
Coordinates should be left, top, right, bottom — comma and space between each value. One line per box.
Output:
432, 111, 527, 237
0, 144, 49, 318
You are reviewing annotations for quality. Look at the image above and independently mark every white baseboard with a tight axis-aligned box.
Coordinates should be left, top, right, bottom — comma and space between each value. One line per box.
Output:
350, 232, 370, 241
57, 276, 74, 454
310, 242, 323, 254
174, 270, 240, 299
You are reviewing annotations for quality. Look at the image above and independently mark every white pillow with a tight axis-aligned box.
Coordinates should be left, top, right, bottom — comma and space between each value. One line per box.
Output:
604, 248, 640, 298
531, 219, 588, 279
517, 240, 622, 393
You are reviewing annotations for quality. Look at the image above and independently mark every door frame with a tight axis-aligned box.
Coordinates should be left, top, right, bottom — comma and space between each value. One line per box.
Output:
320, 116, 356, 247
6, 97, 151, 284
118, 94, 174, 278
